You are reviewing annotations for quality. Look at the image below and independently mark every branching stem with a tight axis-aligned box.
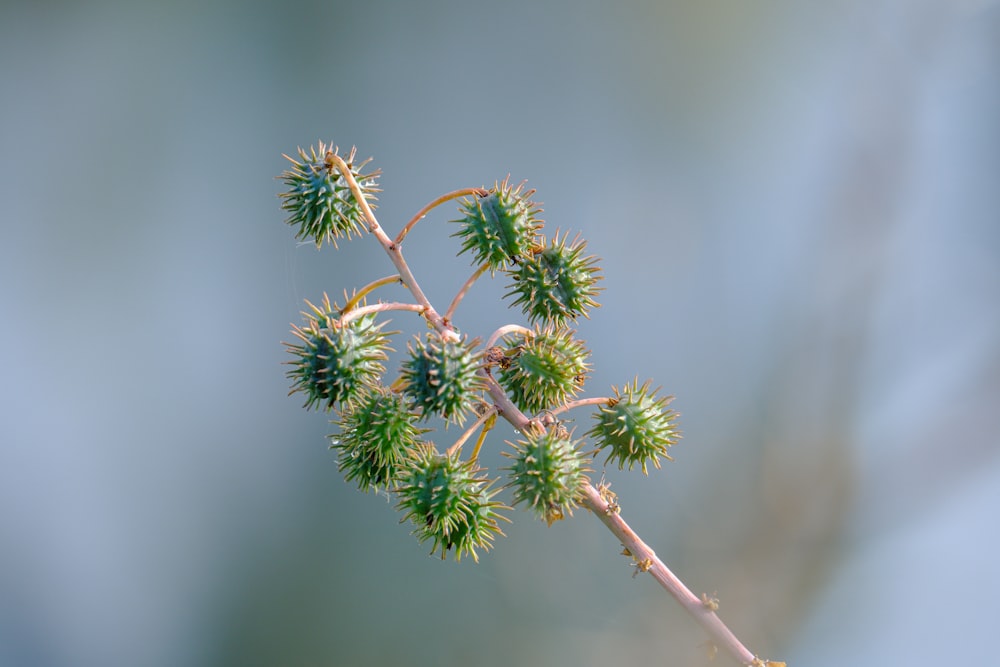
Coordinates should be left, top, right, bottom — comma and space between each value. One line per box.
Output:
329, 153, 458, 342
480, 369, 757, 665
325, 153, 762, 665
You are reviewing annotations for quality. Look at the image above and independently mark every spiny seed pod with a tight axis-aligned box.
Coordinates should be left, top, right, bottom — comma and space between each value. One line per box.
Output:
279, 142, 380, 248
452, 177, 543, 274
497, 327, 590, 416
396, 444, 510, 562
285, 294, 393, 411
401, 334, 483, 423
588, 378, 680, 474
505, 230, 602, 326
331, 386, 427, 492
504, 427, 591, 526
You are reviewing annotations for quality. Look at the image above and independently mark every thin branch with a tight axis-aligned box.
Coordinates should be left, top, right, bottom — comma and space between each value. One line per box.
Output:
446, 405, 498, 458
444, 262, 489, 324
337, 302, 426, 326
468, 411, 496, 461
547, 396, 611, 417
328, 157, 767, 665
479, 369, 536, 433
484, 324, 533, 351
341, 274, 404, 313
395, 187, 489, 245
328, 153, 457, 342
478, 364, 758, 666
578, 483, 757, 666
326, 153, 393, 247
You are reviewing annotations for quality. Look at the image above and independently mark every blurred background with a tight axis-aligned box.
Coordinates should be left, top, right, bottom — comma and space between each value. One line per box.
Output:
2, 1, 998, 665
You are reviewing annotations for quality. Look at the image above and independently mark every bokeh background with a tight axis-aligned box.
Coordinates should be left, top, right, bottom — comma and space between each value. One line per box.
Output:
2, 1, 999, 665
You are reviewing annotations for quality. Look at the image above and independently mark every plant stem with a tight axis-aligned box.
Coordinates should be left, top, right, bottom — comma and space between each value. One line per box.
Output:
547, 396, 611, 416
332, 155, 761, 664
337, 301, 426, 326
330, 153, 457, 342
445, 406, 498, 458
445, 263, 489, 324
479, 365, 758, 665
579, 482, 757, 666
395, 187, 488, 245
467, 412, 496, 461
341, 274, 404, 313
484, 324, 534, 351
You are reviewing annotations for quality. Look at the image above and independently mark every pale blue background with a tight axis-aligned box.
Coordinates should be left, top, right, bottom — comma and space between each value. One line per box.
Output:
2, 1, 998, 665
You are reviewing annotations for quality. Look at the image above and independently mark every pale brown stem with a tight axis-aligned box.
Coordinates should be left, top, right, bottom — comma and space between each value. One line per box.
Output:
331, 153, 764, 665
341, 274, 404, 313
547, 396, 611, 417
329, 153, 458, 342
444, 263, 489, 324
337, 302, 426, 326
484, 324, 533, 351
445, 405, 498, 458
579, 483, 757, 666
478, 368, 758, 665
395, 187, 489, 245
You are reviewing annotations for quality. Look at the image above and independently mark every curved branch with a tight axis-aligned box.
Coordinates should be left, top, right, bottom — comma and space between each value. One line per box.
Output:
445, 263, 489, 324
337, 301, 426, 326
341, 274, 404, 313
395, 187, 489, 245
329, 153, 457, 342
484, 324, 533, 352
547, 396, 611, 417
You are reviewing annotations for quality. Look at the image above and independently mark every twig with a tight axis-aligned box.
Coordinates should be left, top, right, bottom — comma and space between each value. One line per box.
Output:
478, 367, 757, 665
341, 274, 404, 313
337, 302, 426, 326
395, 187, 489, 245
547, 396, 611, 417
579, 483, 757, 665
484, 324, 533, 351
446, 405, 498, 457
330, 152, 763, 666
445, 262, 489, 324
329, 152, 459, 342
